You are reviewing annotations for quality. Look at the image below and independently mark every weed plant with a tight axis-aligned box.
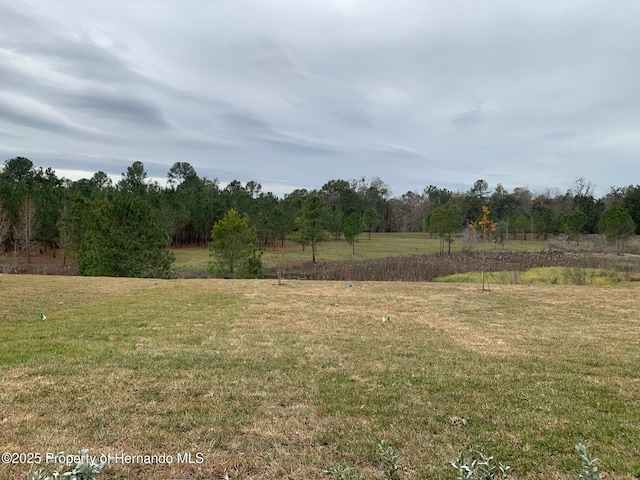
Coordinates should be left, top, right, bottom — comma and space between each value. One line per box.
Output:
27, 449, 107, 480
575, 443, 602, 480
324, 442, 603, 480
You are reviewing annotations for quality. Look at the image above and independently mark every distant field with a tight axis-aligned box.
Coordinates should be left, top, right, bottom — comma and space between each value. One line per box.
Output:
1, 275, 639, 479
172, 233, 549, 276
2, 233, 636, 278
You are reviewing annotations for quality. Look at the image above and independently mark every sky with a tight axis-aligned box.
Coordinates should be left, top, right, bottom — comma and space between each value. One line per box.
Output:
1, 1, 638, 198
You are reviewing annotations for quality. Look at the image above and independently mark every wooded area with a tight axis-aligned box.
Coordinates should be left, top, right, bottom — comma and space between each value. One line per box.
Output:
0, 156, 638, 276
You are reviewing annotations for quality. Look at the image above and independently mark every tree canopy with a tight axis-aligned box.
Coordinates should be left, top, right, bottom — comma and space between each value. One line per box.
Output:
208, 209, 262, 278
295, 195, 330, 263
78, 194, 174, 277
1, 156, 639, 274
599, 205, 636, 254
342, 209, 364, 254
429, 202, 463, 254
564, 211, 588, 245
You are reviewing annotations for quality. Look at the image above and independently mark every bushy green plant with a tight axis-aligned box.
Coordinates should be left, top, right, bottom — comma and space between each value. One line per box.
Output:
237, 251, 264, 278
450, 449, 511, 480
377, 440, 401, 480
28, 449, 108, 480
575, 442, 602, 480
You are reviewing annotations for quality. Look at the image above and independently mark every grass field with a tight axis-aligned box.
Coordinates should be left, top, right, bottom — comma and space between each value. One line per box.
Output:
2, 275, 640, 479
172, 233, 549, 276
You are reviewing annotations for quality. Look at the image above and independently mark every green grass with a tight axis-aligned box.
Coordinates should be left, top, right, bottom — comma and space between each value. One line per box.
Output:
435, 267, 624, 286
2, 275, 640, 479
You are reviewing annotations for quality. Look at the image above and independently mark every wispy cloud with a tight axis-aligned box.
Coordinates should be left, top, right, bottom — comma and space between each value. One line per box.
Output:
0, 0, 638, 197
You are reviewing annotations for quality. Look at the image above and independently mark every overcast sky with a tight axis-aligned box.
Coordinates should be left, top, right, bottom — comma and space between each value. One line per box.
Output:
1, 1, 638, 197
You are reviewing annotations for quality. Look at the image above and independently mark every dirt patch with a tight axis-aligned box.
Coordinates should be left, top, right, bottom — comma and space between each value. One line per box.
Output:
0, 250, 78, 275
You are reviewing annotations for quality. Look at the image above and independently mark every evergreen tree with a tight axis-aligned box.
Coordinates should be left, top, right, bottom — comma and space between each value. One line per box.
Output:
268, 204, 291, 249
78, 194, 174, 277
534, 210, 556, 240
33, 167, 63, 255
429, 202, 463, 254
623, 185, 640, 234
599, 205, 636, 255
342, 209, 364, 254
514, 213, 531, 242
363, 208, 379, 240
295, 195, 329, 263
208, 209, 262, 278
564, 211, 588, 245
117, 161, 148, 195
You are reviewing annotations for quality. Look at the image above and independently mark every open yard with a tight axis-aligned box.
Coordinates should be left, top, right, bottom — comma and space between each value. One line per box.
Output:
1, 275, 640, 479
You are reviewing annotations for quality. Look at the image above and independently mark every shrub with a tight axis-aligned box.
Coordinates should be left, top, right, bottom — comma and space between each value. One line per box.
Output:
563, 267, 587, 285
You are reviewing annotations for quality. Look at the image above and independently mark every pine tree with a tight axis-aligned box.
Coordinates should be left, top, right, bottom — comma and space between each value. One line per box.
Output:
208, 209, 262, 278
78, 194, 174, 277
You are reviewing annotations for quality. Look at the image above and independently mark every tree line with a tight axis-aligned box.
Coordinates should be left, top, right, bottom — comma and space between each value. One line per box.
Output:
0, 156, 638, 276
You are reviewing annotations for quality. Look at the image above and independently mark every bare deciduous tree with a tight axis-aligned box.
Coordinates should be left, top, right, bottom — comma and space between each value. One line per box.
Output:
15, 197, 38, 263
0, 203, 10, 252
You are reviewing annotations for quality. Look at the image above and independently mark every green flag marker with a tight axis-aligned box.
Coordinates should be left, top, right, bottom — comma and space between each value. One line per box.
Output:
40, 313, 46, 321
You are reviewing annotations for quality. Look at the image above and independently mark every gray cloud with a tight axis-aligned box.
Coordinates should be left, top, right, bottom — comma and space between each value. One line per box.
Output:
0, 93, 104, 139
58, 89, 170, 128
234, 35, 309, 77
18, 37, 143, 84
452, 108, 484, 130
0, 0, 638, 197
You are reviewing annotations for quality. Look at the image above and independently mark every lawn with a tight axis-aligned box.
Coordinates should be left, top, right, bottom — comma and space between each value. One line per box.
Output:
1, 275, 639, 479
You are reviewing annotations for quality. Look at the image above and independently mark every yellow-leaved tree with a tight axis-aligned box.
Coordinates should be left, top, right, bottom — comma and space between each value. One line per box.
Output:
470, 205, 497, 242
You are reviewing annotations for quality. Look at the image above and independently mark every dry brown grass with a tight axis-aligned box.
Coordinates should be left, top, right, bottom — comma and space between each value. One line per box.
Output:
1, 276, 640, 479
